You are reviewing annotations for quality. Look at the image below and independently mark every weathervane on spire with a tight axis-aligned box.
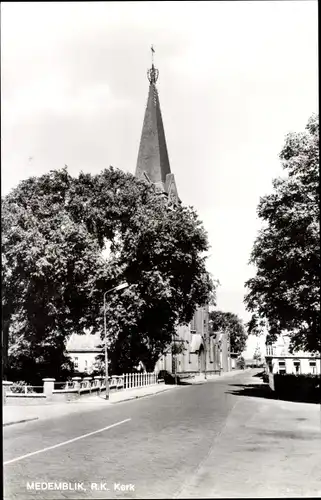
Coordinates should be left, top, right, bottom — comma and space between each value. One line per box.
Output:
147, 44, 159, 84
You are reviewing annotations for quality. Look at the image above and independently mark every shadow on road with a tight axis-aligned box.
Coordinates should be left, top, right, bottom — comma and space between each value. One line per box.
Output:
227, 378, 321, 405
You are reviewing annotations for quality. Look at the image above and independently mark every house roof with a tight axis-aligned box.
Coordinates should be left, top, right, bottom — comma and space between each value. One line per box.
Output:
66, 332, 102, 352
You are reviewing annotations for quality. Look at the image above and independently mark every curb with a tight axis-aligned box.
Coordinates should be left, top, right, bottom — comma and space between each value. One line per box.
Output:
180, 369, 253, 385
3, 417, 39, 427
110, 386, 175, 404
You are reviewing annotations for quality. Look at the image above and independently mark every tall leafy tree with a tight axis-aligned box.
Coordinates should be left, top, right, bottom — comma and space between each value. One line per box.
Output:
244, 114, 320, 353
253, 345, 262, 361
209, 310, 247, 353
2, 167, 215, 381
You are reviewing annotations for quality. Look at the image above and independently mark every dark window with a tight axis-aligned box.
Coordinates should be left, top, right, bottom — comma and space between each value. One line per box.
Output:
278, 359, 286, 374
310, 361, 316, 374
293, 361, 300, 374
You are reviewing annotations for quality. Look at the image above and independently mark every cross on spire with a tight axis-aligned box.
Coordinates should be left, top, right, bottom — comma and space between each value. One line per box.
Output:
147, 44, 159, 84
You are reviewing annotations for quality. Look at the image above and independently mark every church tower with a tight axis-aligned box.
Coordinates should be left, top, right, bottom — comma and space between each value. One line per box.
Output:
135, 48, 221, 377
135, 46, 179, 209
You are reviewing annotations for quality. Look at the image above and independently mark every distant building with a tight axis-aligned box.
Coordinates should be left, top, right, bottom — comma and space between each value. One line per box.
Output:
135, 50, 231, 376
66, 332, 102, 374
265, 335, 321, 375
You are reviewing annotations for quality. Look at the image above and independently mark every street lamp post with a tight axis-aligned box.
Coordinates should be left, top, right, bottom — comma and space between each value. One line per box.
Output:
103, 282, 129, 400
202, 333, 207, 380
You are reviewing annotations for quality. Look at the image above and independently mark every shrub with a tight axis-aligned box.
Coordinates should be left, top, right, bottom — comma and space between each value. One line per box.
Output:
236, 356, 245, 370
157, 370, 176, 385
274, 374, 321, 403
10, 381, 37, 394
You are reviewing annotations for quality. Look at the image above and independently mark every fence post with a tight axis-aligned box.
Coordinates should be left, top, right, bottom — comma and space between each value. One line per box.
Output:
42, 378, 55, 400
72, 377, 82, 391
2, 381, 13, 405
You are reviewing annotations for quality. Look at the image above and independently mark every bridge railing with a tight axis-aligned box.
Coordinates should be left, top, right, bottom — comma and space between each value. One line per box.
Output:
4, 371, 161, 405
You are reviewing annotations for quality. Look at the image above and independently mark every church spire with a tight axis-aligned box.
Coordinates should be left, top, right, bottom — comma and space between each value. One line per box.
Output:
135, 46, 175, 196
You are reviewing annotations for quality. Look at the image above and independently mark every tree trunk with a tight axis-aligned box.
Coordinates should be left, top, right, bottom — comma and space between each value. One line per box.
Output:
2, 319, 10, 380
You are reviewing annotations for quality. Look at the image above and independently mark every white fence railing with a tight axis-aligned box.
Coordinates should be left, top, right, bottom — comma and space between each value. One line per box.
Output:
101, 372, 158, 391
7, 372, 159, 396
122, 372, 157, 389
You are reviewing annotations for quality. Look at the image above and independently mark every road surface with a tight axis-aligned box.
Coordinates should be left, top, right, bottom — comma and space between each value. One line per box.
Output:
4, 369, 321, 499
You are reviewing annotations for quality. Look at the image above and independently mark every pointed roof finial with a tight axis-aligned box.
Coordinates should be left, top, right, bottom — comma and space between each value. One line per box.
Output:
147, 44, 159, 84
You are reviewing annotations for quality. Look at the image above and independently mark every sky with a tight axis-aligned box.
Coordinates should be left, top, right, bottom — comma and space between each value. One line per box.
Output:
1, 1, 318, 357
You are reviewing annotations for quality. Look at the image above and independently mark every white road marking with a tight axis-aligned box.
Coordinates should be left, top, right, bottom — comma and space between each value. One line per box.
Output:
4, 418, 131, 465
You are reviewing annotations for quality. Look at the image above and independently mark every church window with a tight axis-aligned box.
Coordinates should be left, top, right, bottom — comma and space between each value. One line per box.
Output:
190, 314, 196, 333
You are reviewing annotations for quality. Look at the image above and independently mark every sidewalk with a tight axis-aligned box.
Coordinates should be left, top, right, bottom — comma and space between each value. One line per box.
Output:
3, 383, 175, 427
176, 373, 321, 498
183, 368, 251, 385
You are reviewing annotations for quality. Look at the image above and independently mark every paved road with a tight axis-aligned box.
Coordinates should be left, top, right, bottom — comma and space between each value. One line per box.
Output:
4, 369, 321, 499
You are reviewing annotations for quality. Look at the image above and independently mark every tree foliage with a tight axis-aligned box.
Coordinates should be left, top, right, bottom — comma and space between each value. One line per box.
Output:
244, 114, 320, 353
2, 167, 215, 381
253, 345, 262, 361
209, 310, 247, 353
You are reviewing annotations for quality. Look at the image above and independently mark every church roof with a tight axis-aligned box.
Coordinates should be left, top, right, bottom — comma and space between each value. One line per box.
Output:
135, 52, 176, 197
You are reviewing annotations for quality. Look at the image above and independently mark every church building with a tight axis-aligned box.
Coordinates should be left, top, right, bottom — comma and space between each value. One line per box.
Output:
134, 48, 230, 377
66, 48, 231, 377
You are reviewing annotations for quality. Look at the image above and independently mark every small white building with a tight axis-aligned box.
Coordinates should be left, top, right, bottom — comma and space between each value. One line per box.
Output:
66, 332, 102, 374
265, 335, 321, 375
